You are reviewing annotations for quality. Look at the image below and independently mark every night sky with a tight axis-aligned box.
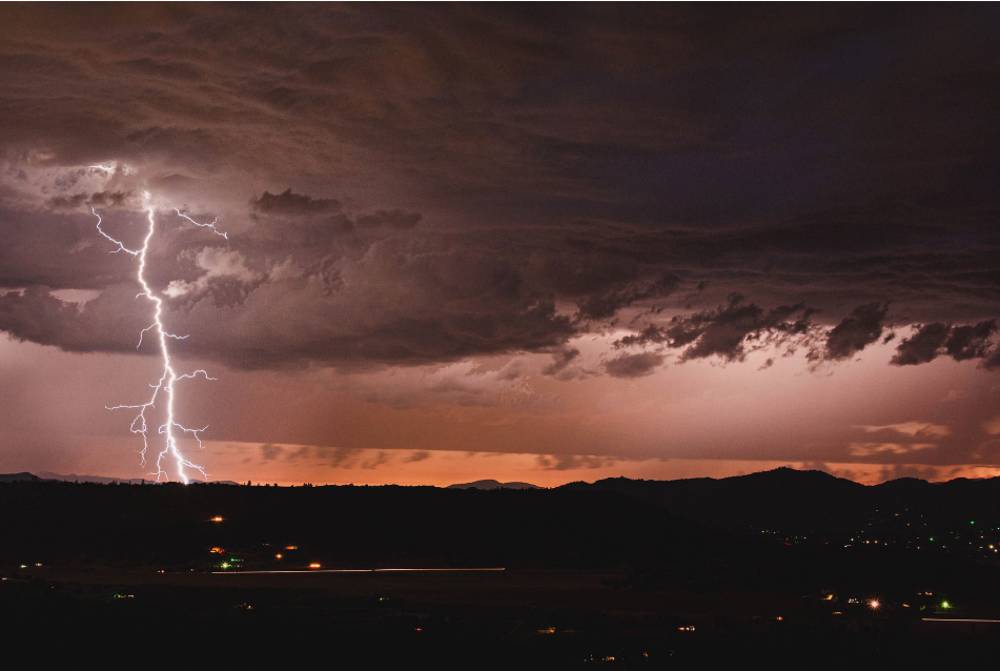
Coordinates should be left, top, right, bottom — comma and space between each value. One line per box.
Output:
1, 4, 999, 485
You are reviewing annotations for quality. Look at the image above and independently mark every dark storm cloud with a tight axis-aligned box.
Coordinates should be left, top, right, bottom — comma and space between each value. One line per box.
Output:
947, 321, 997, 361
615, 295, 816, 364
604, 351, 665, 378
820, 303, 889, 362
677, 297, 814, 363
251, 189, 341, 216
0, 194, 582, 368
277, 444, 391, 470
46, 190, 132, 210
576, 272, 680, 321
891, 323, 951, 366
0, 5, 998, 372
889, 320, 999, 367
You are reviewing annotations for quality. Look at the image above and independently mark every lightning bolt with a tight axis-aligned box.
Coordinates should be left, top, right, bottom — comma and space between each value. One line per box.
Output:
93, 191, 225, 483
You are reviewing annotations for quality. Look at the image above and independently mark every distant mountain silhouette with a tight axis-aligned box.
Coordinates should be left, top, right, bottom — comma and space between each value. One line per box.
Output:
36, 471, 151, 485
559, 466, 1000, 534
0, 472, 40, 483
448, 479, 540, 490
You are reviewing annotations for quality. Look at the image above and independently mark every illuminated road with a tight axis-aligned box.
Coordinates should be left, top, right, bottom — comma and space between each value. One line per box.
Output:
211, 567, 507, 575
921, 617, 1000, 624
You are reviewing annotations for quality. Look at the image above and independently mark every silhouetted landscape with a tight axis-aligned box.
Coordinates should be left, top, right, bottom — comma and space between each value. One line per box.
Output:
3, 468, 999, 666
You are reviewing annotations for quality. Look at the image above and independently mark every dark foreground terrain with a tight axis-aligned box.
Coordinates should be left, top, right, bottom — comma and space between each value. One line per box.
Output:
2, 468, 999, 667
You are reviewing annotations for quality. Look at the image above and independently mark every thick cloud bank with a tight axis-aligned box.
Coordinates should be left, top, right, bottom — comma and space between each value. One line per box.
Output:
0, 5, 998, 372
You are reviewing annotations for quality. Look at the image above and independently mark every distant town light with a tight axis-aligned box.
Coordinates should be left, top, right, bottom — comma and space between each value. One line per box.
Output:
209, 547, 225, 554
868, 599, 881, 610
284, 545, 298, 551
210, 515, 224, 523
274, 553, 283, 560
941, 600, 951, 610
308, 562, 322, 569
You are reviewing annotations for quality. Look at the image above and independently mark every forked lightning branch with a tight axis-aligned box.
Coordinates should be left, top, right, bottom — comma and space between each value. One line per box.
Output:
92, 189, 226, 483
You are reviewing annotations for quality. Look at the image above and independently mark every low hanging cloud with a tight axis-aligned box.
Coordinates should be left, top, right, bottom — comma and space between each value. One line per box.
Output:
259, 443, 283, 461
251, 188, 342, 216
857, 421, 951, 439
820, 303, 889, 361
614, 294, 817, 364
947, 321, 997, 361
611, 295, 999, 373
847, 442, 937, 457
576, 272, 680, 320
604, 351, 665, 378
535, 453, 621, 470
0, 189, 996, 375
541, 346, 582, 378
891, 323, 952, 365
891, 320, 997, 367
46, 190, 133, 210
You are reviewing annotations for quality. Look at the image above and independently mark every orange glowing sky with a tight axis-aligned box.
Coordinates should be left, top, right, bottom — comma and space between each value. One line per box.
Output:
2, 331, 998, 486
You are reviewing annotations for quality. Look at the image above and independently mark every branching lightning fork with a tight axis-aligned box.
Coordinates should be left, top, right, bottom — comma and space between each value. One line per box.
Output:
94, 191, 225, 483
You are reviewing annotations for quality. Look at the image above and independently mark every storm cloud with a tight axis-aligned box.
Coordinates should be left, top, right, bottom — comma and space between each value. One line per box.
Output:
0, 5, 998, 375
821, 303, 889, 362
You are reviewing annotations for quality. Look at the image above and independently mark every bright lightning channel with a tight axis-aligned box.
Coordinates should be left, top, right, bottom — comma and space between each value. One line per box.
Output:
93, 191, 226, 483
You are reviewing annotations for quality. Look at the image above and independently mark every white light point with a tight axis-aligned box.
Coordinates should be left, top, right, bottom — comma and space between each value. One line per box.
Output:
94, 191, 225, 483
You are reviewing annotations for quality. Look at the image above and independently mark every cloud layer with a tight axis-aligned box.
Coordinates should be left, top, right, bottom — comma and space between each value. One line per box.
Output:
0, 6, 998, 384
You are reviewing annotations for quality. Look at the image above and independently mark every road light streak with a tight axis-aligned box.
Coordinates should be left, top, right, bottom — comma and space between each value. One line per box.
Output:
922, 618, 1000, 624
210, 567, 507, 575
